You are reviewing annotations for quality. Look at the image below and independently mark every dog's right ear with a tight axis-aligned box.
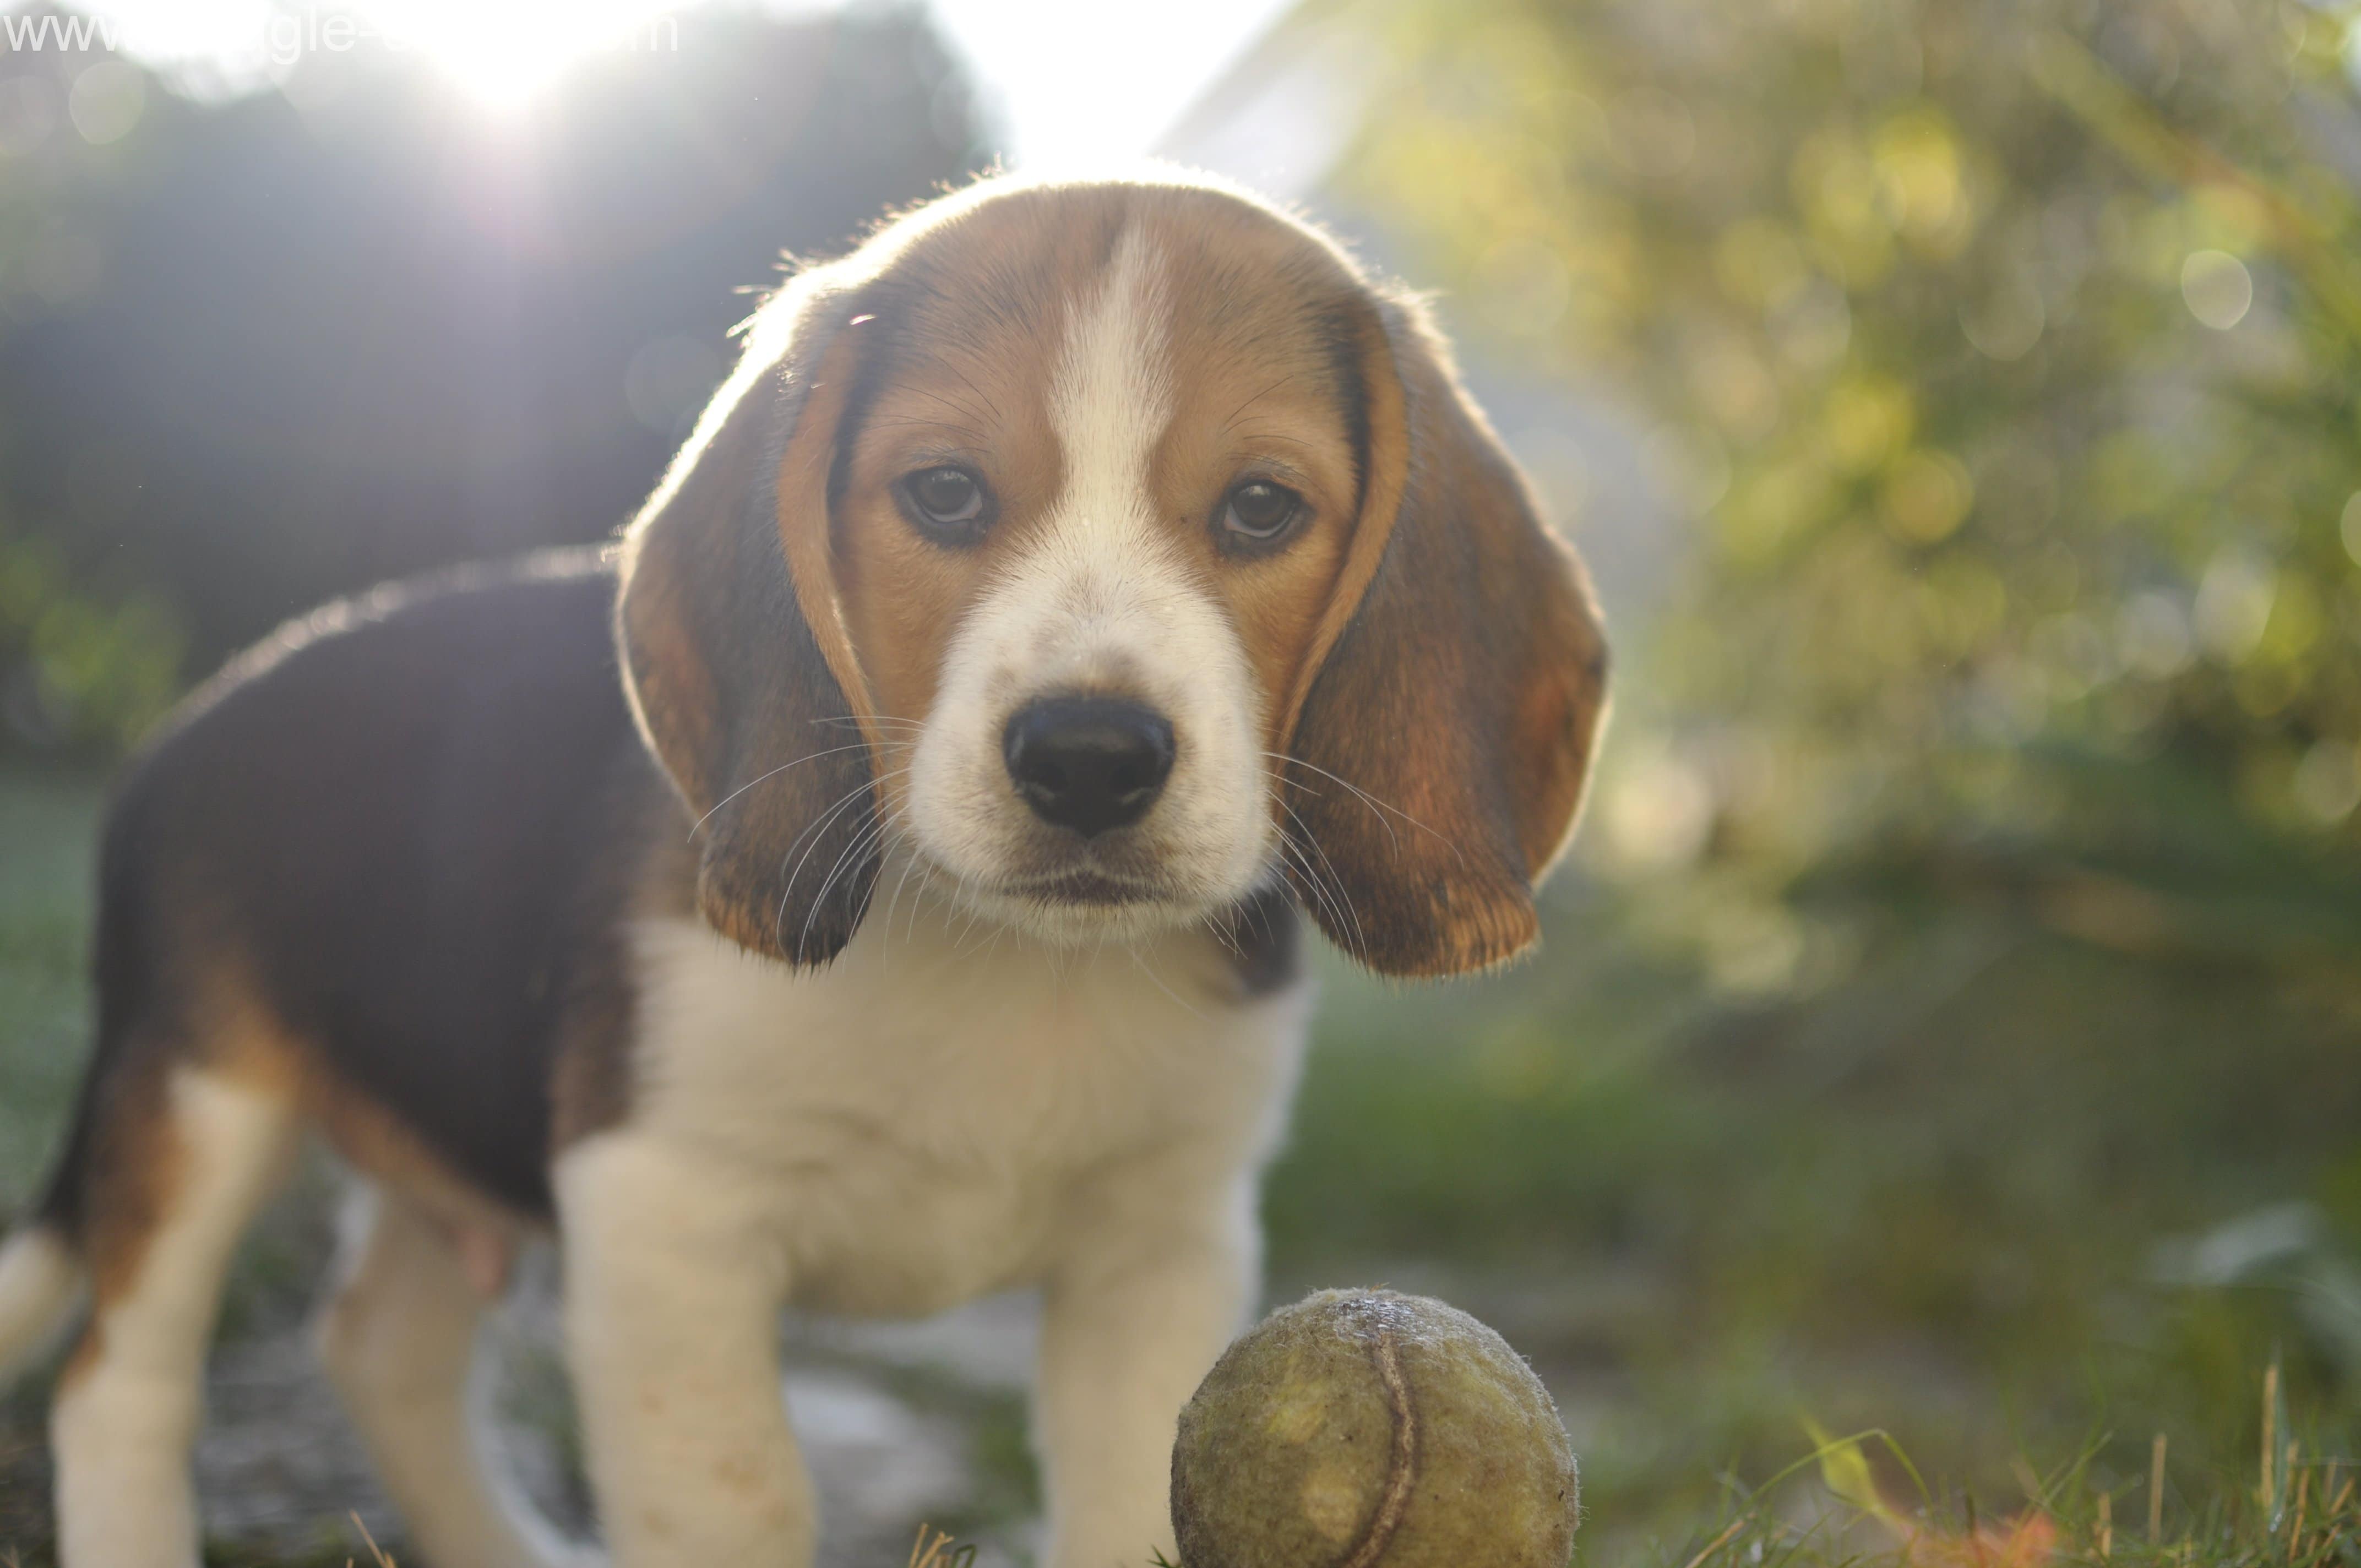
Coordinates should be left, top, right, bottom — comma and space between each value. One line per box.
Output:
614, 276, 885, 966
1273, 290, 1610, 978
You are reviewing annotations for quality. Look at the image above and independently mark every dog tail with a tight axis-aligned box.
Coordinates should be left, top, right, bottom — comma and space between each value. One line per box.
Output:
0, 1223, 85, 1382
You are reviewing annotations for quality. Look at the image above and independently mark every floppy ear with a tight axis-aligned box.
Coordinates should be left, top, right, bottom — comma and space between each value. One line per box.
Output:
614, 279, 884, 966
1277, 294, 1610, 978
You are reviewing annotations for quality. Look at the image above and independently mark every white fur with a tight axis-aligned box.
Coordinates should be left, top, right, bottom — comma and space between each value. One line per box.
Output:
0, 1225, 84, 1382
317, 1184, 590, 1568
52, 1066, 295, 1568
905, 224, 1275, 941
559, 1120, 815, 1566
557, 878, 1313, 1568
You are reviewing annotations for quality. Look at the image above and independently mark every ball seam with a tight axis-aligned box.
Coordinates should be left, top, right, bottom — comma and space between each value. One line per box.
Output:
1336, 1319, 1418, 1568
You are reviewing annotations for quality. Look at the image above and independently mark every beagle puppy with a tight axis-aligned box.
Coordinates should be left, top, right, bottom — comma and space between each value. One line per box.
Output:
0, 171, 1607, 1568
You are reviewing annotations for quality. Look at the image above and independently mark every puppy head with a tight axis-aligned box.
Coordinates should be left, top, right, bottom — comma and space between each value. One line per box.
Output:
616, 172, 1609, 976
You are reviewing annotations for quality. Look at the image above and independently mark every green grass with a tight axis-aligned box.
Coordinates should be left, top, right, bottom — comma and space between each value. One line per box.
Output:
1263, 841, 2361, 1560
1593, 1386, 2361, 1568
0, 769, 104, 1217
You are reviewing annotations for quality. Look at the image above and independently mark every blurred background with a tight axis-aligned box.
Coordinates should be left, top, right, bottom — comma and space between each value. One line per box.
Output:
3, 0, 2360, 1564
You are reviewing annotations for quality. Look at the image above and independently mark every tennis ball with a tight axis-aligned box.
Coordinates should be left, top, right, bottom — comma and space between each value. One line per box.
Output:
1169, 1288, 1579, 1568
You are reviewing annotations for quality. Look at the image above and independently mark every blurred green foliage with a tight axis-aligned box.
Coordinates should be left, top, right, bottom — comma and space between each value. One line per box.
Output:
0, 95, 182, 753
0, 524, 183, 753
0, 772, 95, 1212
1342, 0, 2361, 941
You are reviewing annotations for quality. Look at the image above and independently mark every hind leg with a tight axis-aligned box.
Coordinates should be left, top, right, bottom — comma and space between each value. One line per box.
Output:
317, 1183, 577, 1568
50, 1063, 296, 1568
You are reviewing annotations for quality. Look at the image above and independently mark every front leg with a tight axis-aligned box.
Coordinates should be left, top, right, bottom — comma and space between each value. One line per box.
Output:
556, 1131, 815, 1567
1035, 1172, 1260, 1568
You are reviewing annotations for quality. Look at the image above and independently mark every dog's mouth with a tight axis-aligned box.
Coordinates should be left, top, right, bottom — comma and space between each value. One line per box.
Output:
900, 814, 1244, 940
997, 870, 1168, 907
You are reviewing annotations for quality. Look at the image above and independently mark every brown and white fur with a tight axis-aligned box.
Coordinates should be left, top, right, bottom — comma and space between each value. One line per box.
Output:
0, 171, 1608, 1568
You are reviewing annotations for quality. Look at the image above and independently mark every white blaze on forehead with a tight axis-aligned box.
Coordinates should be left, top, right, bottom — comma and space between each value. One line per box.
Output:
901, 219, 1274, 923
1048, 225, 1174, 567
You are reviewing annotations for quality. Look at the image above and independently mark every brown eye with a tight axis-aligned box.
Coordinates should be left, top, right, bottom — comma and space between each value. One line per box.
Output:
1217, 480, 1303, 547
899, 465, 991, 538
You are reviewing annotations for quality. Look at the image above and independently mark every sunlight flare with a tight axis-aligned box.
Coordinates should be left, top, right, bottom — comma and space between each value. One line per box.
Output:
353, 0, 678, 110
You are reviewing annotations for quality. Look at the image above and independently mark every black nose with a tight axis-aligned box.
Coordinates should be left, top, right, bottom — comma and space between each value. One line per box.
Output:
1003, 697, 1176, 837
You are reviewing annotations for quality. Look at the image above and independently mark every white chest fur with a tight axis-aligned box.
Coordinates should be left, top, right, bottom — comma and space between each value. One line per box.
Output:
618, 889, 1315, 1317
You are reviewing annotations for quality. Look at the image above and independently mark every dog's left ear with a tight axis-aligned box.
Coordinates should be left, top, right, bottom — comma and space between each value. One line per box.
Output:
614, 277, 885, 966
1276, 293, 1610, 978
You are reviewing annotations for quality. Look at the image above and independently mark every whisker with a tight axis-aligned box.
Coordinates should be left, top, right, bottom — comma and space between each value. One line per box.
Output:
1128, 943, 1216, 1027
1228, 426, 1316, 454
771, 766, 912, 952
1263, 750, 1464, 864
803, 812, 899, 951
1276, 838, 1350, 960
863, 415, 987, 440
935, 357, 997, 418
808, 714, 921, 727
950, 890, 992, 959
1269, 831, 1337, 939
770, 781, 880, 919
690, 741, 886, 839
877, 844, 924, 972
1275, 808, 1367, 962
907, 852, 937, 948
1198, 902, 1248, 965
1223, 371, 1303, 429
899, 384, 995, 431
820, 801, 902, 912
